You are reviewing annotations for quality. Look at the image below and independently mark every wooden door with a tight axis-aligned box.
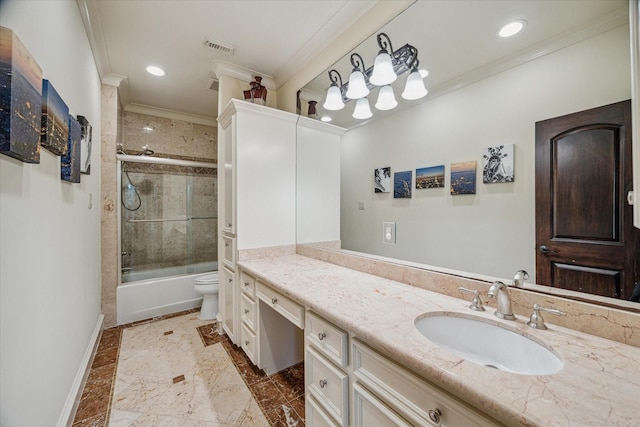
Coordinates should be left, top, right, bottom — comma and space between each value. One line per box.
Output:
535, 100, 639, 300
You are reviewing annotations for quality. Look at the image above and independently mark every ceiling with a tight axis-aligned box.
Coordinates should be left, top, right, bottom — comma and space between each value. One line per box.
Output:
78, 0, 629, 126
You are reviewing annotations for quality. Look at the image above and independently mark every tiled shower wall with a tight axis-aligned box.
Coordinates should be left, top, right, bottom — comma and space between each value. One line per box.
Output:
121, 111, 217, 160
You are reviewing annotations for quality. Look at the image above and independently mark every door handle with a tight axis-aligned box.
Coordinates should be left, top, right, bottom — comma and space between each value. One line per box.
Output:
538, 245, 556, 254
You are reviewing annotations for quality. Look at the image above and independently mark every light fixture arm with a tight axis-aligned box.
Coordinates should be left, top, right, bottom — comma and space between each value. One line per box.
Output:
376, 32, 394, 55
328, 69, 343, 87
350, 53, 366, 72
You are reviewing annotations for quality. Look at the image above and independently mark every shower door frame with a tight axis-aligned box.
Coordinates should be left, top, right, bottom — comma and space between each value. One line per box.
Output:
116, 154, 217, 285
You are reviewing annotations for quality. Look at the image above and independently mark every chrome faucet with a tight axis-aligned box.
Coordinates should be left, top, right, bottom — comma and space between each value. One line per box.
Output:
512, 269, 529, 288
487, 281, 515, 320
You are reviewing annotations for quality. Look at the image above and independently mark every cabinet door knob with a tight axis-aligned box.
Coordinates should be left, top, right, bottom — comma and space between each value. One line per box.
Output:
225, 243, 229, 248
318, 379, 327, 388
428, 408, 442, 423
271, 298, 278, 305
244, 340, 250, 346
244, 281, 249, 287
244, 309, 249, 314
228, 278, 233, 283
318, 332, 326, 341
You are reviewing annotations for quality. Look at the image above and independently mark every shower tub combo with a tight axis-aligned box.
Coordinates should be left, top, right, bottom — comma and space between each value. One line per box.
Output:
116, 154, 218, 324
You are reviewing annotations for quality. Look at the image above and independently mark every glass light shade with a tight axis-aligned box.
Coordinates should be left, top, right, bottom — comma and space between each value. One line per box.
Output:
352, 98, 373, 120
345, 70, 369, 99
323, 85, 345, 110
401, 71, 428, 100
375, 85, 397, 111
369, 52, 396, 86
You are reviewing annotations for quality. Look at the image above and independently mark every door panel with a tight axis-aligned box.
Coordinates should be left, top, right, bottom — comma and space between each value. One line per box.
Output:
535, 100, 638, 300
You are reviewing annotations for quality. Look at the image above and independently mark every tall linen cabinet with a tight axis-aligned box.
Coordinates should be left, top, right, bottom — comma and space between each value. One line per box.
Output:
217, 99, 344, 352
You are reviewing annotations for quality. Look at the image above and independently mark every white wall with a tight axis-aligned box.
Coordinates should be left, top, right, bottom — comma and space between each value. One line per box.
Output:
0, 1, 102, 425
341, 26, 631, 282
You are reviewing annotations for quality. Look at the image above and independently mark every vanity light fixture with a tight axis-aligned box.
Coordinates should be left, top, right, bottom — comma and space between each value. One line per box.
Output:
323, 69, 346, 111
322, 32, 428, 119
352, 98, 373, 119
345, 53, 370, 99
146, 65, 166, 76
498, 20, 526, 38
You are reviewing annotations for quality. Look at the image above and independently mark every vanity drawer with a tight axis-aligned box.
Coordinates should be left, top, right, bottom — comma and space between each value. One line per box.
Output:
352, 340, 498, 427
240, 293, 256, 331
256, 281, 304, 329
239, 270, 256, 297
240, 322, 257, 365
306, 311, 348, 368
306, 394, 340, 427
306, 346, 349, 427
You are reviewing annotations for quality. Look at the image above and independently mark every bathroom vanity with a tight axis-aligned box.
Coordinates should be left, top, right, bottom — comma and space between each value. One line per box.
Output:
235, 253, 640, 427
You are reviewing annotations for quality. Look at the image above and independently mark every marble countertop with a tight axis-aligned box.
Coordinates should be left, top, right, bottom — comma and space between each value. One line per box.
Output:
238, 254, 640, 427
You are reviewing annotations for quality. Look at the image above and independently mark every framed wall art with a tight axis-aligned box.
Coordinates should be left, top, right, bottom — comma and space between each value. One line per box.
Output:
61, 115, 81, 183
0, 26, 42, 163
450, 161, 476, 195
394, 170, 412, 198
374, 166, 391, 193
416, 165, 445, 189
41, 79, 69, 156
482, 144, 514, 183
77, 115, 92, 174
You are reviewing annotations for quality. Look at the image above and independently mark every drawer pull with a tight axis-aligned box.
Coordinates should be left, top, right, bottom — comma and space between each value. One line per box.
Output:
228, 278, 233, 283
428, 408, 442, 423
318, 332, 326, 341
244, 340, 250, 346
225, 243, 229, 248
244, 309, 249, 314
244, 281, 249, 287
271, 298, 278, 305
227, 223, 232, 227
318, 379, 327, 388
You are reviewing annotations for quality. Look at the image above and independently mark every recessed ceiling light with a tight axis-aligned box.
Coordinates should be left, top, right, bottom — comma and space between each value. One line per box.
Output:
320, 116, 332, 122
146, 65, 166, 76
498, 20, 526, 38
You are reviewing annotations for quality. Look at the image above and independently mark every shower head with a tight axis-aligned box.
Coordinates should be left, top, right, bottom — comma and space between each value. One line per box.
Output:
137, 149, 155, 156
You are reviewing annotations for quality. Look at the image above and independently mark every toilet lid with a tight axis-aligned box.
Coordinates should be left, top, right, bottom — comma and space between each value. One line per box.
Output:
195, 272, 219, 285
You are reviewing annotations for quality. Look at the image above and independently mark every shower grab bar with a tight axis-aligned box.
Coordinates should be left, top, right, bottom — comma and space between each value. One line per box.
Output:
126, 218, 189, 223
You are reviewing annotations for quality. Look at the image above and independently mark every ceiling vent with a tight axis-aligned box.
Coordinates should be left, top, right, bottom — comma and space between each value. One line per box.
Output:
206, 78, 219, 91
203, 37, 235, 55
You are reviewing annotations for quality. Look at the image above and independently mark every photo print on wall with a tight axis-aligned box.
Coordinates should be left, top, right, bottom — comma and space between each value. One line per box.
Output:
0, 26, 43, 163
374, 166, 391, 193
394, 170, 412, 198
482, 144, 514, 183
41, 79, 69, 156
450, 161, 476, 195
61, 115, 81, 183
77, 115, 92, 174
416, 165, 445, 189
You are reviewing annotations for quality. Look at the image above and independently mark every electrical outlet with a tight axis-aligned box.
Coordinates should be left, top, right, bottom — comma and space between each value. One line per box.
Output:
359, 201, 365, 210
383, 222, 396, 244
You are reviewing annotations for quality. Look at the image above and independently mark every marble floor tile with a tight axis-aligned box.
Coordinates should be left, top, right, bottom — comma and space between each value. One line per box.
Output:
72, 311, 305, 427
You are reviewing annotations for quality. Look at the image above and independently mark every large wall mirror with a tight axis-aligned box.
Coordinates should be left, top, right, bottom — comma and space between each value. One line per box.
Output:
297, 0, 640, 313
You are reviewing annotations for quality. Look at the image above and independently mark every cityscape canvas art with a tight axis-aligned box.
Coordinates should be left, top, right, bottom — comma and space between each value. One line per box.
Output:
374, 166, 391, 193
41, 79, 69, 156
450, 161, 476, 195
61, 115, 81, 183
416, 165, 445, 189
394, 170, 412, 198
482, 144, 514, 183
0, 26, 42, 163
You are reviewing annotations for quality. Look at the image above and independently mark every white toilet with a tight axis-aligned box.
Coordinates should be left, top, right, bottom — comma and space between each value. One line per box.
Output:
194, 271, 219, 321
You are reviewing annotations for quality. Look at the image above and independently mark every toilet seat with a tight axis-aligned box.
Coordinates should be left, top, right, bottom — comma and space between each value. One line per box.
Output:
195, 272, 218, 285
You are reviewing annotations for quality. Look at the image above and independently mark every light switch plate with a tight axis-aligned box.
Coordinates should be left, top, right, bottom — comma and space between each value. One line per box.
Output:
383, 222, 396, 244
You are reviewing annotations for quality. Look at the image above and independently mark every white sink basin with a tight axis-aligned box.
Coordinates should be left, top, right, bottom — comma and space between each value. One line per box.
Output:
415, 313, 563, 375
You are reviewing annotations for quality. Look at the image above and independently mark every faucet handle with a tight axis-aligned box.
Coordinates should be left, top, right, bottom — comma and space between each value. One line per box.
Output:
457, 287, 486, 311
527, 303, 566, 330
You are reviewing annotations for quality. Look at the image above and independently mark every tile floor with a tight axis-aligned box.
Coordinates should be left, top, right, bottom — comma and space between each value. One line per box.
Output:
72, 310, 305, 426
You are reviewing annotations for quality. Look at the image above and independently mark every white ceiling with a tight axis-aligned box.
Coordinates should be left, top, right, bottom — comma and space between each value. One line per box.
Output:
78, 0, 629, 126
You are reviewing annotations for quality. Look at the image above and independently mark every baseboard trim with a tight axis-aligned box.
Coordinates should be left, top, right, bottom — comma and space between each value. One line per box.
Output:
57, 313, 105, 427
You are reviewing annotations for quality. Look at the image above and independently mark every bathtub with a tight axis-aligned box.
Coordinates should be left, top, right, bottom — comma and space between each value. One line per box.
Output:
117, 262, 218, 325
